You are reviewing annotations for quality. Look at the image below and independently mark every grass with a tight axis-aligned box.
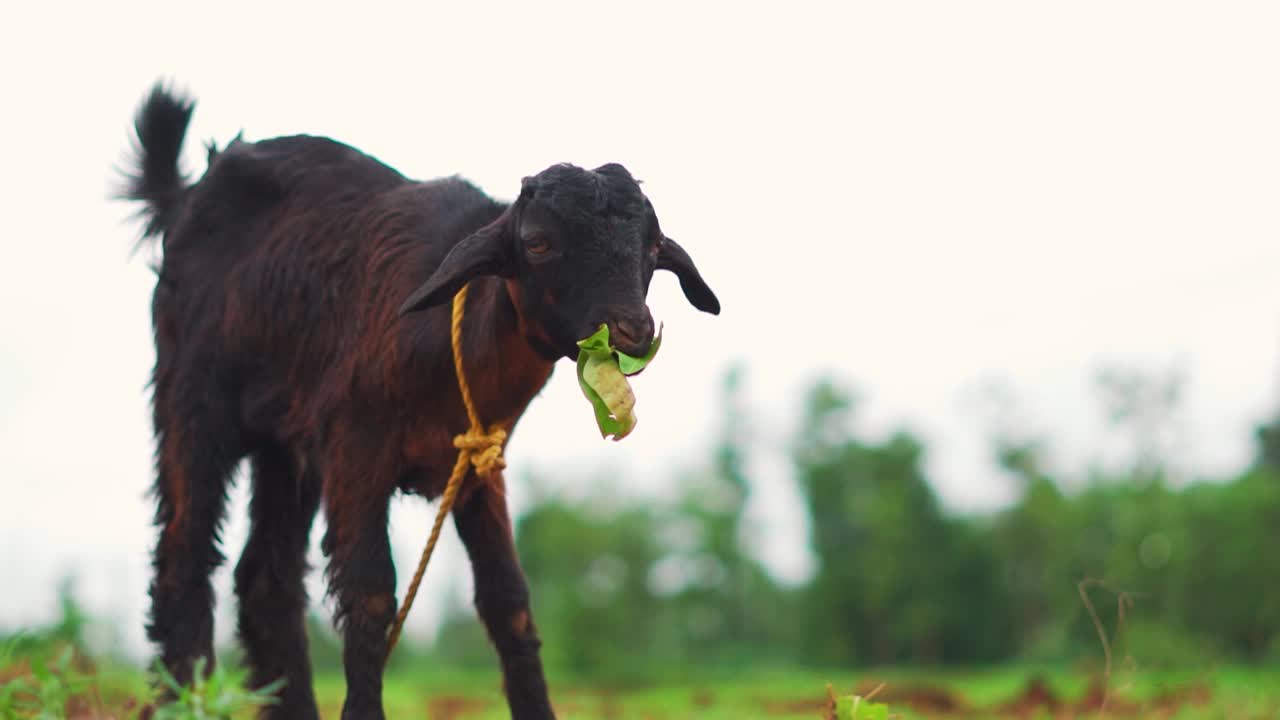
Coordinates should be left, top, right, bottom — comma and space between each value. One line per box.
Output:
3, 604, 1277, 719
305, 664, 1280, 718
1, 655, 1278, 718
0, 636, 280, 720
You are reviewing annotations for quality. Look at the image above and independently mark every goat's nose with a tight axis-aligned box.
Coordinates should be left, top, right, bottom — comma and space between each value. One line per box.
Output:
609, 315, 654, 357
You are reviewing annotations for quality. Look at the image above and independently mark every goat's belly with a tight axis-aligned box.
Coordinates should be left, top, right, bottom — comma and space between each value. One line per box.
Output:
240, 382, 289, 437
398, 421, 513, 500
397, 465, 452, 500
400, 424, 466, 498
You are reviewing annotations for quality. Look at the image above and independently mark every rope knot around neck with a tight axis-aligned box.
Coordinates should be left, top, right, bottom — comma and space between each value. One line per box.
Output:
454, 425, 508, 478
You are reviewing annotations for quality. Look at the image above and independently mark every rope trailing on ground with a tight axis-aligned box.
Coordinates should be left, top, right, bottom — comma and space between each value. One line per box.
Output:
384, 283, 507, 664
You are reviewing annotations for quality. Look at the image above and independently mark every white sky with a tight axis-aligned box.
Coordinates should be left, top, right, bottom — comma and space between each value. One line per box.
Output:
2, 1, 1279, 660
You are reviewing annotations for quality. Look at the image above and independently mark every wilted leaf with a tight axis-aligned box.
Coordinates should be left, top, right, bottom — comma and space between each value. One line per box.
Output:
617, 324, 662, 376
575, 323, 663, 441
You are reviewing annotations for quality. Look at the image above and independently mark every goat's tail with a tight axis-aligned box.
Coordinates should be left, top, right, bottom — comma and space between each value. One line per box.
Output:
117, 82, 196, 243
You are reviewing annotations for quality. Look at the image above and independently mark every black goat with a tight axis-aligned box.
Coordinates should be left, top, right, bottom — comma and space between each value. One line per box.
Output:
116, 82, 720, 720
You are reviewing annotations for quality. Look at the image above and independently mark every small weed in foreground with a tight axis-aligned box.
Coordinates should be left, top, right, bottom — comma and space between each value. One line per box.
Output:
825, 683, 890, 720
0, 638, 95, 719
149, 658, 284, 720
0, 637, 283, 720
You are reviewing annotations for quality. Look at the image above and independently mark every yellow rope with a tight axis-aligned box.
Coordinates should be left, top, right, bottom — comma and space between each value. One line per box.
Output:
384, 283, 507, 664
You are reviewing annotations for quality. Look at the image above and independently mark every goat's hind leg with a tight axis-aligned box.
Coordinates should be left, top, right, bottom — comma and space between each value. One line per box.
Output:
234, 444, 322, 719
145, 364, 246, 694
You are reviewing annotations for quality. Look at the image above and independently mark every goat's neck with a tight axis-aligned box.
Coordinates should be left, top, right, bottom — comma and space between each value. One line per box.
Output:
457, 278, 555, 428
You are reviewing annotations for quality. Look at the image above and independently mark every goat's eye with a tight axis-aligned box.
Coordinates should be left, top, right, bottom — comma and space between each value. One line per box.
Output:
524, 234, 552, 255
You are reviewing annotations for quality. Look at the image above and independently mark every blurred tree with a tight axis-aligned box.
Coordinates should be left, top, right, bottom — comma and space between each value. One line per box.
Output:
990, 469, 1068, 660
1253, 415, 1280, 473
655, 364, 796, 666
1172, 469, 1280, 659
791, 379, 1002, 665
1094, 365, 1186, 482
430, 486, 666, 679
514, 491, 666, 678
1252, 358, 1280, 472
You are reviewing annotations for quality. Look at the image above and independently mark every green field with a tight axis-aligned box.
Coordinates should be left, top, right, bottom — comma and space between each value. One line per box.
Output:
5, 647, 1277, 719
322, 666, 1278, 719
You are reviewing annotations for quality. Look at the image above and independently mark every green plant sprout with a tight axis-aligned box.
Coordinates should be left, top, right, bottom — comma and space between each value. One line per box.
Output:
826, 683, 890, 720
149, 658, 283, 720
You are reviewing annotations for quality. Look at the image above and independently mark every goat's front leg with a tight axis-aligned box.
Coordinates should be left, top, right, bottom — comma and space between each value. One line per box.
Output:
453, 479, 555, 719
321, 468, 397, 720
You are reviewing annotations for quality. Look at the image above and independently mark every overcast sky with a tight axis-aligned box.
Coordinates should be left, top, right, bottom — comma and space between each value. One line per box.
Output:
2, 1, 1279, 659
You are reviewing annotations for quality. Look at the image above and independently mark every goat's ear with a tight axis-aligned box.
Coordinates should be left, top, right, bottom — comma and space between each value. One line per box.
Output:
657, 236, 721, 315
399, 223, 511, 315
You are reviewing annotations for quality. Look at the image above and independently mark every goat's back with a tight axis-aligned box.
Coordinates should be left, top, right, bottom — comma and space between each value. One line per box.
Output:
151, 133, 507, 440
